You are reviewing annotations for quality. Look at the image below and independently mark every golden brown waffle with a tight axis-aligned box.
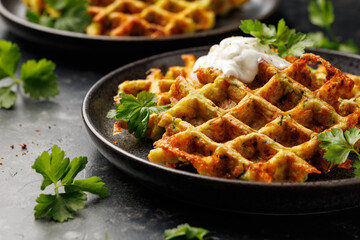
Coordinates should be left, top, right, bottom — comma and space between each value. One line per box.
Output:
148, 53, 360, 182
112, 54, 196, 139
23, 0, 249, 37
86, 0, 215, 37
112, 53, 360, 182
86, 0, 248, 37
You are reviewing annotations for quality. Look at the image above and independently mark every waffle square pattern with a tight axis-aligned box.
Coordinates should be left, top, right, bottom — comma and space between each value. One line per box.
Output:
86, 0, 248, 37
113, 53, 360, 183
22, 0, 249, 37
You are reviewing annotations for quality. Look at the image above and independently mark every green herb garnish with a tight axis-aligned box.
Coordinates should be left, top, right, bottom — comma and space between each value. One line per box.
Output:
307, 0, 359, 54
107, 91, 171, 139
317, 127, 360, 177
239, 19, 314, 57
164, 223, 210, 240
0, 40, 59, 109
32, 145, 109, 222
26, 0, 92, 33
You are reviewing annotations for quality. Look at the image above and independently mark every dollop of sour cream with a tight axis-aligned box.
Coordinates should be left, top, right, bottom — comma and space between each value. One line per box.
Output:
191, 37, 291, 83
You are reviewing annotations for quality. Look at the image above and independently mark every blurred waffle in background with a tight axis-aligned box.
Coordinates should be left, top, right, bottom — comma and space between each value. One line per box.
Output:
22, 0, 249, 37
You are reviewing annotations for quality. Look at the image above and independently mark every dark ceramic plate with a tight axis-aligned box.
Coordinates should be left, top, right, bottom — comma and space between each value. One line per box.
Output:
0, 0, 278, 58
82, 46, 360, 215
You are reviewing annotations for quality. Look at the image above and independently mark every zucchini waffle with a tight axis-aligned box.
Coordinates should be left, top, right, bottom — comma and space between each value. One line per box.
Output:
112, 53, 360, 183
22, 0, 249, 37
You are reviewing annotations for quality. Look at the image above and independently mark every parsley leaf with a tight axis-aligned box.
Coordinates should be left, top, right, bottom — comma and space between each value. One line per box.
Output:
322, 144, 351, 165
239, 19, 314, 57
26, 0, 92, 33
0, 40, 21, 79
307, 32, 337, 49
26, 10, 56, 28
65, 176, 109, 197
239, 19, 276, 45
107, 91, 171, 139
54, 2, 92, 33
308, 32, 360, 54
0, 86, 17, 109
20, 59, 59, 100
164, 223, 210, 240
318, 128, 352, 164
353, 161, 360, 178
0, 40, 59, 109
317, 127, 360, 177
33, 145, 70, 190
308, 0, 334, 29
307, 0, 359, 54
32, 145, 109, 222
338, 39, 360, 54
34, 191, 87, 222
45, 0, 69, 10
344, 127, 360, 146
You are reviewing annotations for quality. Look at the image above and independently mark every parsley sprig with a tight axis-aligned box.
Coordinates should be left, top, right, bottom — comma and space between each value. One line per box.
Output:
317, 127, 360, 177
26, 0, 92, 33
307, 0, 359, 54
107, 91, 171, 139
164, 223, 210, 240
0, 40, 59, 109
32, 145, 109, 222
239, 19, 314, 57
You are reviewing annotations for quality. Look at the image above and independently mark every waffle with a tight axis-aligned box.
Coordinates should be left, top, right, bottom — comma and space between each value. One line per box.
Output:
86, 0, 247, 37
112, 53, 360, 182
112, 54, 196, 139
23, 0, 248, 37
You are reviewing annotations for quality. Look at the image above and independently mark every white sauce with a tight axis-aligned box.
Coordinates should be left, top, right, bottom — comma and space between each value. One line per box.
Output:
191, 37, 291, 83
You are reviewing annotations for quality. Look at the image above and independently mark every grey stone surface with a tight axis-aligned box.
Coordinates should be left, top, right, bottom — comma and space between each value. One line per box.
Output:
1, 1, 360, 239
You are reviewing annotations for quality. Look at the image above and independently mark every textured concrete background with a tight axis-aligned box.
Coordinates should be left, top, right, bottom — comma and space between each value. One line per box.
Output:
1, 0, 360, 240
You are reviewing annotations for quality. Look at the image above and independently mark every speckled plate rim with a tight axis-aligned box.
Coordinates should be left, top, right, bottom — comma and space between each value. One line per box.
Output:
0, 0, 279, 42
82, 45, 360, 191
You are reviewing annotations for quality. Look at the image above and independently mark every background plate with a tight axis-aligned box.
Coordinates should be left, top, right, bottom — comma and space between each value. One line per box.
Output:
0, 0, 278, 60
82, 46, 360, 214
